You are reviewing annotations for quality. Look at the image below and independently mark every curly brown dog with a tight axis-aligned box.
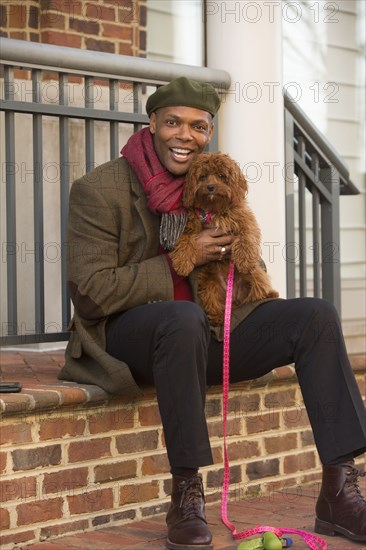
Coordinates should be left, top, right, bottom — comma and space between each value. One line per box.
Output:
169, 152, 279, 325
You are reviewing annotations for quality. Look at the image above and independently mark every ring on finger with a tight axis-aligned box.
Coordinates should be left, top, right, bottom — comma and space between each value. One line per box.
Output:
220, 246, 226, 255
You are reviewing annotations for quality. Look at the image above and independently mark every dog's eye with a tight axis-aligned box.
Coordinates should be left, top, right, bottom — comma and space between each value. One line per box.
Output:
198, 174, 207, 181
218, 174, 227, 181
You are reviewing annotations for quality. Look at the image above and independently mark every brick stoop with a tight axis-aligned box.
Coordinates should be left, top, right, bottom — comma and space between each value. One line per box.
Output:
21, 488, 366, 549
0, 350, 365, 549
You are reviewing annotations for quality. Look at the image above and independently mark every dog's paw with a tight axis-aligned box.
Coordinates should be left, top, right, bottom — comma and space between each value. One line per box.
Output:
241, 266, 279, 303
247, 288, 279, 302
245, 282, 279, 303
169, 254, 194, 276
267, 289, 280, 298
169, 235, 198, 276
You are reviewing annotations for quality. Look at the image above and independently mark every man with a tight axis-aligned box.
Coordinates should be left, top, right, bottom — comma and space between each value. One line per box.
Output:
59, 77, 366, 549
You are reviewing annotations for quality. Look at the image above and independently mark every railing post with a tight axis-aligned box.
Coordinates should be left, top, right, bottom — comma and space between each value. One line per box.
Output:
32, 68, 45, 336
133, 82, 143, 134
4, 65, 17, 337
284, 109, 296, 299
109, 79, 119, 159
311, 154, 321, 298
297, 137, 307, 298
320, 166, 341, 314
85, 76, 95, 172
59, 73, 71, 331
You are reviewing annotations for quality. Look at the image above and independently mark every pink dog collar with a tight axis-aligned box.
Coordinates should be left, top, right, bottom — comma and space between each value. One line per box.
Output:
196, 208, 213, 224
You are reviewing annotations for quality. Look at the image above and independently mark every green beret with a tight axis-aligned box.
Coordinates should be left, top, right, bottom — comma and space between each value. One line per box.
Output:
146, 77, 221, 118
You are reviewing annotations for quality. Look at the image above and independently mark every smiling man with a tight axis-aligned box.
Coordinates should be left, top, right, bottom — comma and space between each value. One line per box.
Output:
60, 77, 366, 549
149, 105, 214, 175
148, 77, 216, 175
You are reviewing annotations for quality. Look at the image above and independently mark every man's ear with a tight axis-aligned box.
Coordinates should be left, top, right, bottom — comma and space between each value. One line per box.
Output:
149, 112, 156, 134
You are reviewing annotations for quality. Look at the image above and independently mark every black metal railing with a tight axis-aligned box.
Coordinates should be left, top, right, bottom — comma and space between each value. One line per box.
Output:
284, 92, 359, 314
0, 38, 358, 345
0, 38, 229, 345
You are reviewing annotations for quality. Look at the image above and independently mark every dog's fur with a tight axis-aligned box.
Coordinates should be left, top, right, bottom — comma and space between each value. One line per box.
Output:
170, 152, 279, 325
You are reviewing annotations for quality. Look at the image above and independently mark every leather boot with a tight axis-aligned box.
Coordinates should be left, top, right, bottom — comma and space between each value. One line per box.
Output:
166, 473, 213, 549
315, 460, 366, 542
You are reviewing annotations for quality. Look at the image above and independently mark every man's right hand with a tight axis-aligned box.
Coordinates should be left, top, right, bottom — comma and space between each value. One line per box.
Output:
194, 228, 234, 267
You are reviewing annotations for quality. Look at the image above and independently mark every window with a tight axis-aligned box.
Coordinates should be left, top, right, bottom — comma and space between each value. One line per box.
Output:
146, 0, 204, 66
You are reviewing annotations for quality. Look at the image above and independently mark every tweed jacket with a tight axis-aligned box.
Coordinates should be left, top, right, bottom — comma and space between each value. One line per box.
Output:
58, 157, 271, 397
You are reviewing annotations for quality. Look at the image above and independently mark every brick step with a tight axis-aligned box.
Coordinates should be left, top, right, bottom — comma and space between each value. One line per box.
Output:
22, 489, 365, 550
0, 351, 365, 549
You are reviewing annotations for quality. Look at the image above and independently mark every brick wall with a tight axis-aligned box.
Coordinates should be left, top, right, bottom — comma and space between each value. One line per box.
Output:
0, 357, 365, 548
0, 0, 147, 57
0, 377, 322, 549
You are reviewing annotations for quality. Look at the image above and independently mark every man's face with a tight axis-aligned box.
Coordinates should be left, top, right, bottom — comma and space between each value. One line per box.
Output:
149, 106, 215, 176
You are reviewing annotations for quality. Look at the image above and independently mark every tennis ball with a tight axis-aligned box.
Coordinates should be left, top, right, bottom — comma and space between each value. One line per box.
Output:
262, 532, 283, 550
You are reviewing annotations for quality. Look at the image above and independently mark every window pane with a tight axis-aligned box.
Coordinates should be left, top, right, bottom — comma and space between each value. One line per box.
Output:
146, 0, 204, 66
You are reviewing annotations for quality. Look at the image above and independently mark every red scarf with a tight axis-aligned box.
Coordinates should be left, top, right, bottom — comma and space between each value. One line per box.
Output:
121, 127, 193, 300
121, 127, 185, 215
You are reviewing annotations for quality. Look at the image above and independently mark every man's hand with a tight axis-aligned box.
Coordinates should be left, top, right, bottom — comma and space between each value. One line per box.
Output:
194, 228, 234, 267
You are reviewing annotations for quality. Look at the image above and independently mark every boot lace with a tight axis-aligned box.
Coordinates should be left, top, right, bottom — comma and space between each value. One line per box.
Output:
179, 475, 206, 521
343, 465, 366, 504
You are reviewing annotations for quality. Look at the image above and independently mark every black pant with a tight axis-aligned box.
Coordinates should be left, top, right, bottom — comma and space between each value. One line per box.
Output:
106, 298, 366, 468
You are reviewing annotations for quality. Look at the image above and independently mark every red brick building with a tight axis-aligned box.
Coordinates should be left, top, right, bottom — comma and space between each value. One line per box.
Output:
0, 0, 147, 57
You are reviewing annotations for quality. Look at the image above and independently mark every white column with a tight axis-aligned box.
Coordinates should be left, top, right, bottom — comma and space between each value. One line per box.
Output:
206, 0, 287, 296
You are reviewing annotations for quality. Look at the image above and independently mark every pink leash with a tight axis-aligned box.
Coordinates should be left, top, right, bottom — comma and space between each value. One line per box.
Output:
221, 261, 327, 550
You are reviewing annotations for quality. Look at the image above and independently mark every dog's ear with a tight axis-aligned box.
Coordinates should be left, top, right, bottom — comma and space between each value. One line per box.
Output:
224, 155, 248, 204
183, 160, 200, 208
234, 161, 248, 197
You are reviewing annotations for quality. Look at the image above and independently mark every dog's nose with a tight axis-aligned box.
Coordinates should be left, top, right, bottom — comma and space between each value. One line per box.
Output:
207, 184, 216, 193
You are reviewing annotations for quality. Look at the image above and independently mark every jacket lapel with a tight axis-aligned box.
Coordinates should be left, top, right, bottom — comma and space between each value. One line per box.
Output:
129, 163, 160, 258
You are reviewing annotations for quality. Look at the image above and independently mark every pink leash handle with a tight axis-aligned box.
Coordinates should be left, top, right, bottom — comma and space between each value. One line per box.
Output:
221, 261, 327, 550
